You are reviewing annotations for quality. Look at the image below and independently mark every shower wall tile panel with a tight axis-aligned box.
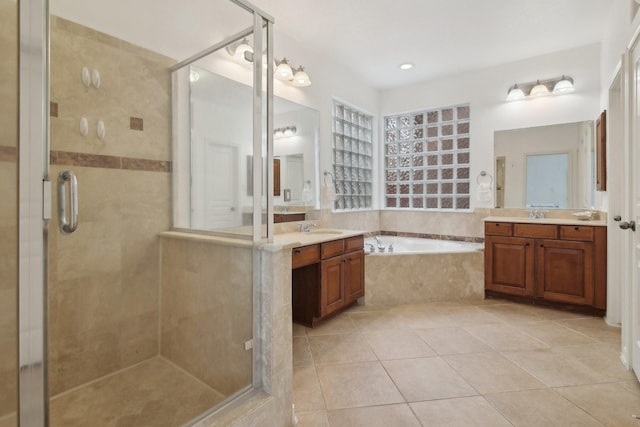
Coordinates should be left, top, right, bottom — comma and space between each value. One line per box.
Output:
160, 237, 253, 396
48, 17, 173, 395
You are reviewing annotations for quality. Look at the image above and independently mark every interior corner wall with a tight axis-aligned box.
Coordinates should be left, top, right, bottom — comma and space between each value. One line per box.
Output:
598, 0, 640, 214
379, 44, 602, 212
268, 32, 381, 231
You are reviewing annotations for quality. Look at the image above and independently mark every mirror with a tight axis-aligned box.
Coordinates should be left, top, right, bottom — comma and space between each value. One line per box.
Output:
494, 121, 594, 209
185, 66, 320, 231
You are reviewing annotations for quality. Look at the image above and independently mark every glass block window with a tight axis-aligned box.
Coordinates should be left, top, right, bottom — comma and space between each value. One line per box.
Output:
384, 104, 470, 210
333, 101, 374, 210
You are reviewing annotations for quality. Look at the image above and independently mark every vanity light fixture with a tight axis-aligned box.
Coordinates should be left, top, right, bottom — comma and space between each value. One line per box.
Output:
275, 58, 294, 80
506, 75, 574, 101
225, 39, 312, 87
292, 66, 312, 87
274, 126, 297, 139
529, 80, 549, 97
225, 38, 254, 61
505, 83, 525, 101
553, 75, 575, 94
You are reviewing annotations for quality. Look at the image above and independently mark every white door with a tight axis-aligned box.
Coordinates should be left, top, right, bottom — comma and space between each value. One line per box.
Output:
191, 139, 240, 229
629, 40, 640, 380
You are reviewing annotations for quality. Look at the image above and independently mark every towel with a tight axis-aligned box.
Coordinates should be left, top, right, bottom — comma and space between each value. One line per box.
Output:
477, 182, 492, 202
322, 173, 337, 202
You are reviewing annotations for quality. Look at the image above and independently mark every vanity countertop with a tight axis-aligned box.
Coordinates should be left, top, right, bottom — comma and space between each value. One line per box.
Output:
482, 216, 607, 227
274, 229, 365, 248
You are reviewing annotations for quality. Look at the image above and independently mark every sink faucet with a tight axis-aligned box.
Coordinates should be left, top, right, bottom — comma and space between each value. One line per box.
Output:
527, 209, 546, 219
299, 222, 317, 233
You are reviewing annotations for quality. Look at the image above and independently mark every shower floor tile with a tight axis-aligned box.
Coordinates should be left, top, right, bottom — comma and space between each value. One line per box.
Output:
50, 356, 225, 427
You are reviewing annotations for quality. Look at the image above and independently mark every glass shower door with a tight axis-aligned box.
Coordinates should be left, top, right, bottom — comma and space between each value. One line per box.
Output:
0, 1, 19, 425
45, 1, 267, 425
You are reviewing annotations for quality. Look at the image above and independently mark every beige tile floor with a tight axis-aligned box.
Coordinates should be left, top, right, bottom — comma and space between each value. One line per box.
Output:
293, 300, 640, 427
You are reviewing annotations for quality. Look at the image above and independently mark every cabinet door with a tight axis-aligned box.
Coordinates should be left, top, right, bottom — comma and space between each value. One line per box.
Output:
485, 236, 535, 296
345, 250, 365, 304
321, 256, 345, 316
535, 239, 594, 306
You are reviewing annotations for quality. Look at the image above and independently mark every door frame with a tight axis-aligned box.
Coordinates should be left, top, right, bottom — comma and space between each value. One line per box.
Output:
628, 33, 640, 380
19, 0, 50, 424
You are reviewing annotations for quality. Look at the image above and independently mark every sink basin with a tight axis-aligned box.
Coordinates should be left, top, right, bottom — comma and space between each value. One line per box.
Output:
308, 229, 343, 235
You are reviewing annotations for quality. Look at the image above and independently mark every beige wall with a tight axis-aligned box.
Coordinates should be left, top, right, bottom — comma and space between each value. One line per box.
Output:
159, 236, 253, 396
48, 17, 172, 395
324, 208, 489, 240
0, 0, 18, 420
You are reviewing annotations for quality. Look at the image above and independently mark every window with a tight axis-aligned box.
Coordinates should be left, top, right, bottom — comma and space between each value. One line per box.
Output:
384, 104, 470, 210
333, 101, 374, 210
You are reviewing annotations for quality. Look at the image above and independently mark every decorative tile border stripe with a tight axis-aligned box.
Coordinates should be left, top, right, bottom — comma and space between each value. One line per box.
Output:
0, 146, 17, 162
50, 150, 171, 173
378, 230, 484, 243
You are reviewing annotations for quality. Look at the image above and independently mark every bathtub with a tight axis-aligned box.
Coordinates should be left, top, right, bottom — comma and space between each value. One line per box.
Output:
363, 236, 485, 305
365, 236, 483, 254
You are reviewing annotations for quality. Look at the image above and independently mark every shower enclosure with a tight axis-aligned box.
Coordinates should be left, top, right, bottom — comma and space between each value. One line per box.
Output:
11, 0, 274, 425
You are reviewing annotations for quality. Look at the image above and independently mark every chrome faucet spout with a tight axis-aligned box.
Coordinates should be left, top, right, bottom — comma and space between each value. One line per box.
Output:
299, 222, 317, 233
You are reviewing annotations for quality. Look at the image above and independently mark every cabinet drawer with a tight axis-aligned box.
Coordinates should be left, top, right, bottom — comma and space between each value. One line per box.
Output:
559, 225, 594, 242
345, 235, 364, 253
485, 222, 513, 236
513, 223, 557, 239
292, 244, 320, 268
321, 239, 345, 259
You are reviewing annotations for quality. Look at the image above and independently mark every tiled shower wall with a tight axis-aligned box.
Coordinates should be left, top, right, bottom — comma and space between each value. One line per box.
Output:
48, 17, 173, 395
0, 0, 18, 419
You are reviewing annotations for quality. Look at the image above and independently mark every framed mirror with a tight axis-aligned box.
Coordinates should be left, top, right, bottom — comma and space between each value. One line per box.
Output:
178, 65, 320, 231
494, 121, 595, 209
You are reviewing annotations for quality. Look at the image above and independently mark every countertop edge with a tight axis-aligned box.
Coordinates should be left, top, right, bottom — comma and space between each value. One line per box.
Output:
482, 216, 607, 227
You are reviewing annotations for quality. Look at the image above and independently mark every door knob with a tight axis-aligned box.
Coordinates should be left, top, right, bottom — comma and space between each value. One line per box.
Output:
619, 220, 636, 232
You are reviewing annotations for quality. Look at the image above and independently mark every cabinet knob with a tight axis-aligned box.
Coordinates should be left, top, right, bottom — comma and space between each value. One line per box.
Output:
540, 244, 544, 248
294, 249, 302, 254
495, 223, 500, 227
525, 243, 530, 247
574, 226, 579, 231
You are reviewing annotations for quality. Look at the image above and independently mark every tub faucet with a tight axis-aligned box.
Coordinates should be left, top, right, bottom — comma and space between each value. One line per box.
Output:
374, 236, 385, 252
299, 222, 317, 233
366, 243, 376, 253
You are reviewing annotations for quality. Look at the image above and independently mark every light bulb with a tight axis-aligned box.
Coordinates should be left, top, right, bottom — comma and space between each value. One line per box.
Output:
292, 67, 311, 87
530, 80, 549, 97
553, 76, 574, 94
506, 84, 525, 101
234, 39, 253, 61
275, 58, 294, 80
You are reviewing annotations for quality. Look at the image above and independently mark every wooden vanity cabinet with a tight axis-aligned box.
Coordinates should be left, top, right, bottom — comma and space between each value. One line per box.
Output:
293, 235, 364, 326
485, 221, 606, 315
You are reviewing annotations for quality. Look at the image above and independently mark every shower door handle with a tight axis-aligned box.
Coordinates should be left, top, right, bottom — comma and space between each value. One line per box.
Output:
57, 170, 79, 234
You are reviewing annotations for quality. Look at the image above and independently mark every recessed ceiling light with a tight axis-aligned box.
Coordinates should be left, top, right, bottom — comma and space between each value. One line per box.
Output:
399, 63, 413, 70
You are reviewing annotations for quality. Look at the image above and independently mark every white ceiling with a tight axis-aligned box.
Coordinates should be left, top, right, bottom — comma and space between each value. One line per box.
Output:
249, 0, 613, 89
52, 0, 614, 90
